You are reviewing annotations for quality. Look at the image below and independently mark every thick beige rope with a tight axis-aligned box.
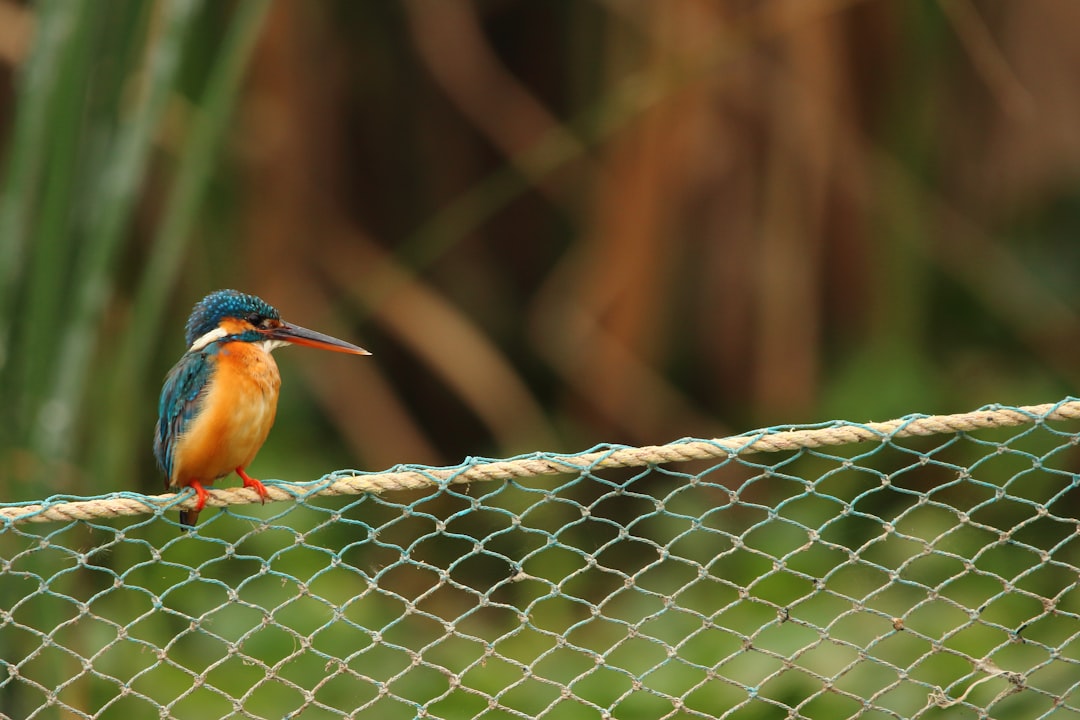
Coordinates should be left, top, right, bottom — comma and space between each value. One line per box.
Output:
3, 400, 1078, 526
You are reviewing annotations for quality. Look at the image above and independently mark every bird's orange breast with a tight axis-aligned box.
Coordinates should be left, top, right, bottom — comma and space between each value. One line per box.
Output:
167, 342, 282, 488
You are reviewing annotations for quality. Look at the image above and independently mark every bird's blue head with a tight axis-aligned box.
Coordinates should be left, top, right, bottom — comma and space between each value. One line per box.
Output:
182, 289, 370, 356
184, 289, 280, 348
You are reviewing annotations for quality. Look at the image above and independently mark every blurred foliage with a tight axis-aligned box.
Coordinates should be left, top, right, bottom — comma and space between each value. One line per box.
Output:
2, 1, 1080, 500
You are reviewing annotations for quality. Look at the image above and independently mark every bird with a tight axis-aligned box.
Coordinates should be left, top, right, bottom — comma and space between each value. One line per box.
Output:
154, 289, 369, 528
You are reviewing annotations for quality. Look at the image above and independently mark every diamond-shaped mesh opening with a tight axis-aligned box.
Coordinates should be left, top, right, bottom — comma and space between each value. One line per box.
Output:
2, 403, 1080, 718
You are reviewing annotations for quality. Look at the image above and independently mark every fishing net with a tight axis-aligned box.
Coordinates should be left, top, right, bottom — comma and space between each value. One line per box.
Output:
2, 401, 1079, 719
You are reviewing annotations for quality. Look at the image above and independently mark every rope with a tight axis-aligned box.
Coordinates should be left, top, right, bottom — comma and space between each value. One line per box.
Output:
4, 399, 1078, 527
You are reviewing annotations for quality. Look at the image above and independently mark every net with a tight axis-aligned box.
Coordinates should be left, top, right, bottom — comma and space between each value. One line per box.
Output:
2, 401, 1079, 719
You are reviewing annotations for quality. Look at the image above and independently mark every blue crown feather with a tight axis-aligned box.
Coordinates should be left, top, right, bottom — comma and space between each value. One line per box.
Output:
184, 289, 279, 347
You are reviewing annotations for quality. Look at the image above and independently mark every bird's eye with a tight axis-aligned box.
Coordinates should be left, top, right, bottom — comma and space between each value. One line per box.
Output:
245, 312, 262, 325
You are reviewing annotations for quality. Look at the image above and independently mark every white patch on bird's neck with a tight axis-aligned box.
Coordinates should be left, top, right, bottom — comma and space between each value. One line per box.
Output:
189, 327, 228, 352
189, 326, 289, 354
255, 339, 290, 353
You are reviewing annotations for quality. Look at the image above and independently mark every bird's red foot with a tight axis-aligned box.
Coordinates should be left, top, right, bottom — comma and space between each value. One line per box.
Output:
236, 467, 268, 504
190, 480, 210, 511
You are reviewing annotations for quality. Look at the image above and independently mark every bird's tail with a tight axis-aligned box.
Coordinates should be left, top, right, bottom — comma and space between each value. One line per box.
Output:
179, 509, 200, 529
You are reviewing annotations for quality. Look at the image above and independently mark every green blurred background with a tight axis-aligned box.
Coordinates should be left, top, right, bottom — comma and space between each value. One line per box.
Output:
1, 0, 1078, 503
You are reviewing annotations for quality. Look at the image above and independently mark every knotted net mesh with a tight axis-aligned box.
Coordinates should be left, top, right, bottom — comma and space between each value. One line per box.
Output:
2, 401, 1079, 719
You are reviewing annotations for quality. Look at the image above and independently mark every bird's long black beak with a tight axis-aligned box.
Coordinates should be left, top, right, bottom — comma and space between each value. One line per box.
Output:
265, 322, 370, 355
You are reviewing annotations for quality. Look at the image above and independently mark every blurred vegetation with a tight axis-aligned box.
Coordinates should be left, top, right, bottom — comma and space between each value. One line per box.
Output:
1, 1, 1079, 500
1, 0, 1080, 716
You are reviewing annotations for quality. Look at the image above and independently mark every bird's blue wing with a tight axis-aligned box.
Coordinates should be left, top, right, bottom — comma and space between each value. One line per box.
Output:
154, 351, 215, 486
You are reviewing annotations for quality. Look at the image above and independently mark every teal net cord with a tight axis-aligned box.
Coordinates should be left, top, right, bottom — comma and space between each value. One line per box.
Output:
2, 399, 1079, 718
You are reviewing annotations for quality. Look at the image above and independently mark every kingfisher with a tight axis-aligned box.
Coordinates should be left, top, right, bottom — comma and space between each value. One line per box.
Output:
154, 289, 369, 528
